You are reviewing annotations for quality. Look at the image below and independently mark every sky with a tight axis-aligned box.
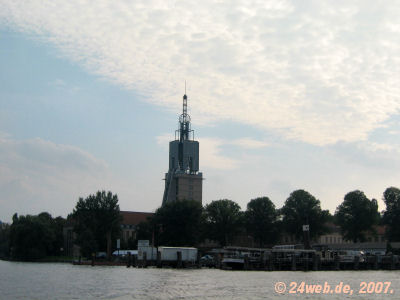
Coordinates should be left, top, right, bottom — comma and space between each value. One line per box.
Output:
0, 0, 399, 223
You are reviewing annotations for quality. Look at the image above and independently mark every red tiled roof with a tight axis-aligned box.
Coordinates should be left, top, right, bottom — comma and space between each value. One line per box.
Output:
374, 225, 386, 235
324, 222, 341, 232
120, 211, 154, 225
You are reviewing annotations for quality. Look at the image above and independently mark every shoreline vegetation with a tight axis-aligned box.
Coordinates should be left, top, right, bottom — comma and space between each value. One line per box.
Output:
1, 256, 74, 263
1, 187, 400, 262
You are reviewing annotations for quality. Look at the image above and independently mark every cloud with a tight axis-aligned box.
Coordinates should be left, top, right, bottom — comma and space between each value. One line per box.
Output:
330, 140, 400, 169
230, 138, 269, 149
0, 135, 109, 221
49, 78, 67, 87
48, 78, 82, 94
1, 1, 400, 145
156, 133, 172, 149
199, 138, 240, 170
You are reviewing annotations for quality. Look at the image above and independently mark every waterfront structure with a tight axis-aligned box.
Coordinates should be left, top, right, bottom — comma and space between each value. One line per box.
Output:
162, 93, 203, 205
278, 224, 387, 246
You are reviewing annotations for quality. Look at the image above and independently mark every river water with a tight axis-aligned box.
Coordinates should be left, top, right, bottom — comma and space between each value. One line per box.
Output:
0, 260, 399, 299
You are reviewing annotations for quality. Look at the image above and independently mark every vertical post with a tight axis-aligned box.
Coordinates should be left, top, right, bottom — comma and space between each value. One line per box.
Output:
107, 231, 111, 260
291, 254, 296, 271
143, 251, 147, 268
116, 238, 120, 260
268, 252, 274, 271
133, 254, 137, 267
127, 252, 131, 268
312, 252, 318, 271
373, 255, 378, 270
278, 253, 282, 271
390, 254, 395, 270
302, 225, 311, 249
305, 252, 310, 271
354, 255, 359, 270
157, 251, 162, 268
91, 253, 95, 266
177, 251, 182, 268
244, 255, 249, 270
216, 253, 222, 269
197, 251, 201, 268
334, 254, 340, 271
260, 252, 266, 269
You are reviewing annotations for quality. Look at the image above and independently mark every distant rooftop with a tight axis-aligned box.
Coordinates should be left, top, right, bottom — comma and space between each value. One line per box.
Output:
120, 211, 154, 226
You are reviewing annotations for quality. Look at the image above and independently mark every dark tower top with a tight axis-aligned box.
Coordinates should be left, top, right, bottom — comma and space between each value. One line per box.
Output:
169, 94, 199, 173
178, 94, 192, 142
162, 93, 202, 205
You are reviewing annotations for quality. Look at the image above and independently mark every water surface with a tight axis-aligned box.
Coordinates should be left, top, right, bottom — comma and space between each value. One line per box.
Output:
0, 260, 399, 299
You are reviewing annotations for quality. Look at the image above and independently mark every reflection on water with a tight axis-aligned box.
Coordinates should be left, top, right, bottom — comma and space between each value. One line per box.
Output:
0, 260, 399, 299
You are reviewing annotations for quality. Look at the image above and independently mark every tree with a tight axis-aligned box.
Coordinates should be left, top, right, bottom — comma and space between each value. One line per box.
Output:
72, 191, 121, 258
204, 199, 243, 246
382, 187, 400, 242
281, 190, 330, 242
245, 197, 278, 247
335, 190, 379, 242
53, 216, 67, 255
135, 220, 154, 242
153, 200, 203, 246
0, 222, 10, 258
9, 212, 65, 260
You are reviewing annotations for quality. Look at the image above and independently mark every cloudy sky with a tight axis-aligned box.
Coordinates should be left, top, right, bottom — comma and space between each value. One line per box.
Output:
1, 0, 399, 222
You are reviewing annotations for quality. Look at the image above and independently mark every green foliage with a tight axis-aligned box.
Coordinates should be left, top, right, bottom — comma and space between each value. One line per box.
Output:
135, 220, 154, 242
9, 212, 65, 260
335, 190, 379, 242
153, 200, 203, 246
72, 191, 121, 258
204, 199, 243, 246
281, 190, 330, 241
245, 197, 278, 247
382, 187, 400, 242
0, 223, 10, 258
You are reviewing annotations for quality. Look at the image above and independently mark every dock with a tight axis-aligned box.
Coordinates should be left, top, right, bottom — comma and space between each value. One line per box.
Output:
215, 246, 400, 271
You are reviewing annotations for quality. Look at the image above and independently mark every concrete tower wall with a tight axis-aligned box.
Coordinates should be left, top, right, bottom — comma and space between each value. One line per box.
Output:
164, 173, 203, 204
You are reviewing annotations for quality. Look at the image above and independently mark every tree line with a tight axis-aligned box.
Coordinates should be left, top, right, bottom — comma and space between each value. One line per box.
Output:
0, 212, 66, 260
1, 186, 399, 260
139, 187, 400, 248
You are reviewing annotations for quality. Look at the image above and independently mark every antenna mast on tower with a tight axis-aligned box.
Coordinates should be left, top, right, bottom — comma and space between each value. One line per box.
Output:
178, 82, 191, 142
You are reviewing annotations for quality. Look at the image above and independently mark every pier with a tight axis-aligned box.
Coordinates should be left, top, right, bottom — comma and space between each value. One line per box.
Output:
213, 246, 400, 271
72, 245, 400, 271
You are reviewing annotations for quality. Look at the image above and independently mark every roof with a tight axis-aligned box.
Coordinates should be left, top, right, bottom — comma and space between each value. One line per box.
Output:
328, 242, 400, 250
120, 211, 154, 225
112, 250, 138, 256
324, 222, 341, 233
374, 225, 386, 235
158, 247, 197, 250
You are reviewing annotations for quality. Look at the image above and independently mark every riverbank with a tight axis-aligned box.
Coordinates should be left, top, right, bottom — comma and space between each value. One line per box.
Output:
1, 256, 74, 263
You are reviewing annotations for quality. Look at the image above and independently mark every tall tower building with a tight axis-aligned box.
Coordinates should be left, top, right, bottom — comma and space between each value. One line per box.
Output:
162, 93, 203, 205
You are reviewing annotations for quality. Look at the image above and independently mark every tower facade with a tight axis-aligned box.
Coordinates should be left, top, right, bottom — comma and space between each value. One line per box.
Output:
162, 94, 203, 205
